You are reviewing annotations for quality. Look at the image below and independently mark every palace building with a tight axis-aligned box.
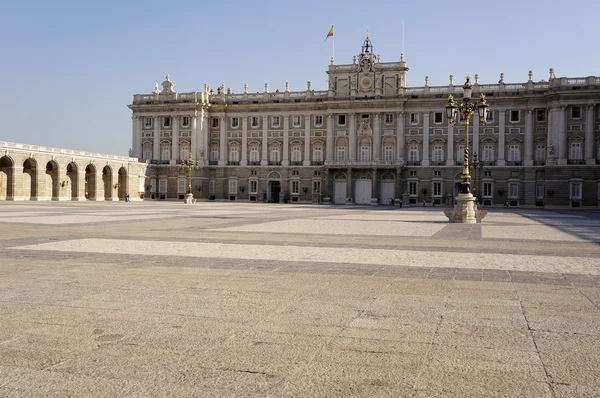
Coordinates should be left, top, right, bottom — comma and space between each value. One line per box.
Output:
2, 36, 599, 207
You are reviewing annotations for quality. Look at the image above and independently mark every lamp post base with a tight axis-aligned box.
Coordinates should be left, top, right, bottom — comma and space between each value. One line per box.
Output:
184, 193, 195, 204
443, 193, 487, 224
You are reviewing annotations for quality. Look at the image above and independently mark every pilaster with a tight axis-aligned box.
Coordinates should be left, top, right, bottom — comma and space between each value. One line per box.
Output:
373, 113, 381, 161
282, 117, 289, 165
349, 113, 357, 161
585, 104, 596, 164
498, 110, 506, 166
172, 115, 179, 162
303, 115, 311, 166
261, 116, 268, 166
524, 109, 534, 166
558, 106, 567, 165
422, 112, 430, 166
241, 117, 248, 165
153, 116, 160, 160
325, 114, 334, 162
218, 116, 227, 166
396, 111, 405, 162
473, 115, 479, 156
446, 122, 454, 166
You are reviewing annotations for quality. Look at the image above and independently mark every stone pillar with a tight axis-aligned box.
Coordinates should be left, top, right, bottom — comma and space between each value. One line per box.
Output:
524, 109, 534, 166
191, 113, 198, 162
422, 112, 430, 166
303, 115, 311, 166
172, 115, 179, 162
132, 116, 141, 159
11, 165, 23, 201
326, 114, 334, 162
153, 116, 160, 160
77, 168, 86, 201
261, 116, 268, 165
585, 104, 596, 164
218, 115, 227, 165
282, 116, 289, 165
558, 106, 567, 165
498, 110, 506, 166
371, 168, 378, 204
373, 113, 381, 161
241, 117, 248, 165
473, 115, 479, 157
347, 168, 353, 202
201, 112, 209, 164
397, 111, 405, 162
446, 122, 454, 166
349, 113, 357, 161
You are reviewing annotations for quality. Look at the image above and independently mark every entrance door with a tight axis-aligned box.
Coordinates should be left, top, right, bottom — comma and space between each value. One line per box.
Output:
334, 181, 346, 204
269, 181, 281, 203
355, 180, 372, 204
380, 182, 394, 204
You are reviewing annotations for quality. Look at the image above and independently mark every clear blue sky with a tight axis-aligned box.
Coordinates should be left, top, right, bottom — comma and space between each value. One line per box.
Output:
1, 0, 598, 156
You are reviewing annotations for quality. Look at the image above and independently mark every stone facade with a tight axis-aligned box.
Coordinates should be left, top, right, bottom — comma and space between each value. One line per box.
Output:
0, 141, 147, 201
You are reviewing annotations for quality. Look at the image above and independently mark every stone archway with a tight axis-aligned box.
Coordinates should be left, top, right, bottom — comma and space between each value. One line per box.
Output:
85, 164, 96, 200
266, 171, 281, 203
0, 156, 14, 200
118, 167, 127, 200
23, 158, 37, 200
67, 163, 78, 200
102, 165, 113, 200
45, 161, 60, 200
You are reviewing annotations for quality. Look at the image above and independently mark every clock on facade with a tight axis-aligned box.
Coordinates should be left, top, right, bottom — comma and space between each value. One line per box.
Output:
360, 76, 373, 89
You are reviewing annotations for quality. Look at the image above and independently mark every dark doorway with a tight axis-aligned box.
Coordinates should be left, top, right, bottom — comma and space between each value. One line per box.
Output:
269, 181, 281, 203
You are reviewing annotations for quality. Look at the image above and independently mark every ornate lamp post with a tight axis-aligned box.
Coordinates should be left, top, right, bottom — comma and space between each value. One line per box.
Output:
443, 76, 490, 223
471, 152, 482, 201
182, 153, 198, 204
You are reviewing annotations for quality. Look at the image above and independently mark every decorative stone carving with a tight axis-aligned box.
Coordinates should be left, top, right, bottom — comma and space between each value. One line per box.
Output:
357, 119, 372, 136
161, 74, 175, 94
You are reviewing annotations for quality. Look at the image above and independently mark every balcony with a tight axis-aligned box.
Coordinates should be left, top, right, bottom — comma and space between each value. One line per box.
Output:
248, 161, 261, 166
268, 161, 282, 166
406, 161, 421, 166
455, 160, 464, 166
208, 161, 218, 165
311, 161, 325, 166
289, 161, 303, 166
483, 161, 496, 166
227, 161, 240, 166
506, 161, 523, 166
567, 159, 586, 165
431, 161, 445, 166
533, 160, 546, 166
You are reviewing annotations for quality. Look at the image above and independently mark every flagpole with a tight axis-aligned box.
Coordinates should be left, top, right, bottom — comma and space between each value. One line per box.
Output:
332, 31, 335, 62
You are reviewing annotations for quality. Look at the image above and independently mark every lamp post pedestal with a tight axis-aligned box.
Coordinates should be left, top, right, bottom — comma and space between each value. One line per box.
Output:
444, 192, 486, 224
184, 192, 195, 204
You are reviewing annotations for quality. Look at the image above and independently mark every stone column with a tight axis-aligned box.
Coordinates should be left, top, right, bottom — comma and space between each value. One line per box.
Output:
326, 114, 334, 162
218, 116, 227, 165
77, 168, 86, 201
172, 115, 179, 162
396, 111, 405, 162
585, 104, 595, 164
373, 113, 381, 161
422, 112, 430, 166
201, 112, 209, 164
498, 110, 506, 166
241, 117, 248, 165
303, 115, 311, 166
349, 113, 357, 161
558, 106, 567, 165
371, 168, 377, 204
446, 122, 454, 166
347, 168, 353, 202
153, 116, 160, 160
473, 114, 480, 157
524, 109, 534, 166
261, 116, 268, 165
282, 116, 289, 165
191, 113, 198, 161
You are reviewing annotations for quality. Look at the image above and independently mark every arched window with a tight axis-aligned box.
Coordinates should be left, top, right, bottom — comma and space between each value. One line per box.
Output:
384, 145, 394, 161
408, 144, 419, 162
229, 145, 239, 162
535, 143, 546, 163
210, 146, 219, 161
456, 144, 465, 162
249, 146, 260, 162
180, 144, 189, 161
432, 144, 444, 162
291, 146, 302, 162
569, 141, 582, 161
313, 145, 323, 161
161, 144, 170, 161
482, 144, 495, 162
337, 146, 346, 161
359, 145, 371, 161
270, 146, 280, 161
508, 144, 521, 161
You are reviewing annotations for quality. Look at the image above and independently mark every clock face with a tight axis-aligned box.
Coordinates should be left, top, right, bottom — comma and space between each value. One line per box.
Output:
360, 76, 373, 89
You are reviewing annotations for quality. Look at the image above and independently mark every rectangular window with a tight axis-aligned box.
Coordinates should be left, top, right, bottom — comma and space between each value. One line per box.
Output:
228, 180, 238, 195
177, 179, 186, 194
250, 147, 260, 162
212, 118, 219, 128
385, 113, 394, 124
508, 145, 520, 161
337, 146, 346, 161
143, 150, 152, 160
291, 181, 299, 194
570, 142, 582, 160
163, 117, 171, 128
313, 181, 321, 194
433, 182, 442, 197
251, 117, 259, 127
384, 146, 393, 161
314, 115, 323, 126
434, 112, 443, 124
144, 117, 152, 127
181, 116, 190, 127
209, 180, 215, 195
456, 145, 465, 162
250, 180, 258, 194
571, 106, 581, 119
535, 145, 546, 161
410, 113, 419, 124
482, 145, 495, 162
510, 110, 520, 122
409, 181, 417, 196
293, 116, 301, 127
231, 117, 239, 128
486, 111, 494, 122
536, 183, 544, 199
508, 183, 519, 198
483, 182, 492, 197
210, 147, 219, 161
359, 146, 370, 161
570, 183, 582, 199
159, 179, 167, 193
536, 110, 546, 122
272, 116, 280, 127
338, 115, 346, 125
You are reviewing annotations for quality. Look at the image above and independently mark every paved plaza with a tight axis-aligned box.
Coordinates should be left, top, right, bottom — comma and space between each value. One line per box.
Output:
0, 202, 600, 397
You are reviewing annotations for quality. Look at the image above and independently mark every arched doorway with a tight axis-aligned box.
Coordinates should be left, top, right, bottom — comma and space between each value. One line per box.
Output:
23, 158, 37, 200
85, 164, 96, 200
118, 167, 127, 200
266, 171, 281, 203
354, 172, 372, 204
380, 172, 395, 205
333, 171, 347, 204
67, 163, 78, 200
102, 166, 113, 200
0, 156, 14, 200
45, 161, 59, 200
